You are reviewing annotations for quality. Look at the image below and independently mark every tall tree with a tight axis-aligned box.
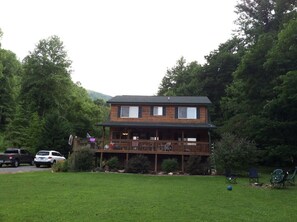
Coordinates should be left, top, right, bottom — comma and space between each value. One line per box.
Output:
158, 57, 202, 96
201, 37, 245, 122
235, 0, 297, 44
21, 35, 73, 117
261, 19, 297, 165
0, 48, 22, 130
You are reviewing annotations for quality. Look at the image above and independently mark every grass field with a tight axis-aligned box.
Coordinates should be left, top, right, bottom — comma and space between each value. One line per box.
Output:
0, 171, 296, 222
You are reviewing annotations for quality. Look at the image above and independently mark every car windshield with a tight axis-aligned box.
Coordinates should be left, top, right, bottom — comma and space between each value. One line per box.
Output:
4, 149, 19, 154
37, 151, 50, 156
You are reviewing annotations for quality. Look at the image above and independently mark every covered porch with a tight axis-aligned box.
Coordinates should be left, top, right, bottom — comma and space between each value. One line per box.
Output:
95, 122, 214, 172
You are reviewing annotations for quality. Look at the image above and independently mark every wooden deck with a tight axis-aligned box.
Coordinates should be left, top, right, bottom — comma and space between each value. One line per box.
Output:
96, 139, 210, 156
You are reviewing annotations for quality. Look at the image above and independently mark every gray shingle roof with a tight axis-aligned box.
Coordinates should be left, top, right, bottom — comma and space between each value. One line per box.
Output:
107, 95, 212, 105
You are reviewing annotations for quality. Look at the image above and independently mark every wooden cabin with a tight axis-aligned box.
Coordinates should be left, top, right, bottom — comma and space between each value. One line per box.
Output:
97, 95, 216, 172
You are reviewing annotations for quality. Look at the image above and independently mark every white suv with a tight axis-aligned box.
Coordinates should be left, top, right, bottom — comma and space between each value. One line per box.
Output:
34, 150, 65, 167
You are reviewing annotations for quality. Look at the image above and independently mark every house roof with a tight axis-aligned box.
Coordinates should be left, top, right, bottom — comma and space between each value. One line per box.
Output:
98, 121, 216, 129
107, 95, 212, 105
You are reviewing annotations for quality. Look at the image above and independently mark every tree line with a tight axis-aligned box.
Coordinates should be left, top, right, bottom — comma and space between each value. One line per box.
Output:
1, 0, 296, 167
158, 0, 297, 167
0, 33, 109, 155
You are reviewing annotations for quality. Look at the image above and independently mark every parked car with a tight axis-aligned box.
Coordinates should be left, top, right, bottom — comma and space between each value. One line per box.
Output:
0, 148, 34, 167
34, 150, 65, 167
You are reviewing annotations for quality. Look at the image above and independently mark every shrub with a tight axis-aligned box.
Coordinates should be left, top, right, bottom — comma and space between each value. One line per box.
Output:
213, 133, 257, 173
186, 156, 210, 175
52, 160, 68, 172
126, 155, 150, 174
106, 156, 119, 171
161, 158, 178, 173
68, 146, 95, 171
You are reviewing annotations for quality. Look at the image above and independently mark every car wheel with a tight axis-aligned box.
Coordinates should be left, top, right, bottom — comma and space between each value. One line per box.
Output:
14, 159, 19, 167
50, 160, 56, 167
36, 164, 40, 168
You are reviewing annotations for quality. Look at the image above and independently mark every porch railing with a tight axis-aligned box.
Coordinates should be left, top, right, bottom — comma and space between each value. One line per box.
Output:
99, 139, 210, 155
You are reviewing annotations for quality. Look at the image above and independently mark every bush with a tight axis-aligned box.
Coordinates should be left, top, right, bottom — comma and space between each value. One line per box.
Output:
106, 156, 119, 171
161, 158, 178, 173
52, 160, 68, 172
213, 133, 257, 173
68, 146, 95, 172
126, 155, 150, 174
186, 156, 210, 175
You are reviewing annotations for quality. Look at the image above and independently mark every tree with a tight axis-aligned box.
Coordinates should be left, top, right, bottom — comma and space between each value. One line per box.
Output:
21, 35, 73, 117
65, 84, 109, 138
23, 112, 45, 153
0, 28, 3, 46
235, 0, 297, 44
158, 57, 202, 96
39, 111, 72, 155
4, 103, 28, 147
201, 37, 245, 122
0, 48, 22, 130
262, 71, 297, 165
264, 18, 297, 76
221, 14, 297, 166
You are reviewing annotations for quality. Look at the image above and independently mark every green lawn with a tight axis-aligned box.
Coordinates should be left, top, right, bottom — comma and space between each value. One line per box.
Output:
0, 171, 296, 222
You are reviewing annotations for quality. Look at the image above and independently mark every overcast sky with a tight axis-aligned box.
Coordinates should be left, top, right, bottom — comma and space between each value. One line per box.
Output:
0, 0, 238, 96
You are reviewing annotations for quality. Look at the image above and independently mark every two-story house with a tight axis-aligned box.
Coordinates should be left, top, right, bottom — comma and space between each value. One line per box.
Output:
97, 95, 215, 172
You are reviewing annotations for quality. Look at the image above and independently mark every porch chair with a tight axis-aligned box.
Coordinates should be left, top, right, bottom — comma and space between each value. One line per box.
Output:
225, 169, 237, 184
270, 169, 288, 188
248, 167, 259, 183
285, 166, 297, 185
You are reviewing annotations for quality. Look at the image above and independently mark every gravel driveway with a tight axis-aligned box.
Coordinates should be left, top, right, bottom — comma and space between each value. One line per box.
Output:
0, 165, 51, 174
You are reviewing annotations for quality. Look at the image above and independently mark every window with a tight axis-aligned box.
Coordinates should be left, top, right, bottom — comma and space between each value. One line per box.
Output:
178, 107, 197, 119
120, 106, 139, 118
153, 106, 163, 116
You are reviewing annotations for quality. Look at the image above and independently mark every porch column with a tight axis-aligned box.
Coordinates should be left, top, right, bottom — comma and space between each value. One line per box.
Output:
155, 129, 159, 151
182, 155, 185, 173
102, 126, 105, 148
100, 152, 103, 168
154, 154, 158, 172
182, 130, 185, 151
125, 153, 129, 168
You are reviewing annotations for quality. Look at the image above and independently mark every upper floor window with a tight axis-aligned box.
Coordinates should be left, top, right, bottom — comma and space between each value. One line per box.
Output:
153, 106, 163, 116
120, 106, 139, 118
177, 107, 198, 119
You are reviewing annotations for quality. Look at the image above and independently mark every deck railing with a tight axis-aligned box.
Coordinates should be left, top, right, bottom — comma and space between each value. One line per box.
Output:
98, 139, 210, 155
74, 138, 210, 155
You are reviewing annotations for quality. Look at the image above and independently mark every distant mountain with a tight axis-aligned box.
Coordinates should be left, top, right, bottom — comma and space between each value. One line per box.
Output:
87, 90, 112, 101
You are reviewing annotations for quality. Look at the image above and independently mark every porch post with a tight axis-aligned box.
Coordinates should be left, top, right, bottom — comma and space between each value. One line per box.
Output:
181, 155, 184, 173
182, 130, 185, 151
154, 154, 158, 172
126, 153, 129, 168
102, 126, 105, 148
100, 152, 103, 168
155, 129, 159, 151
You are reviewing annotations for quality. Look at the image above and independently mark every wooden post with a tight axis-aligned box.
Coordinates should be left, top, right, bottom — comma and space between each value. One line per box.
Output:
182, 155, 184, 173
102, 126, 105, 148
126, 153, 129, 168
154, 154, 158, 172
182, 130, 184, 151
100, 152, 103, 168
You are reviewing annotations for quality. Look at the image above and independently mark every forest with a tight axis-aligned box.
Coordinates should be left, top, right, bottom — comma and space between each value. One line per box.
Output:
157, 0, 297, 167
0, 34, 110, 155
0, 0, 296, 167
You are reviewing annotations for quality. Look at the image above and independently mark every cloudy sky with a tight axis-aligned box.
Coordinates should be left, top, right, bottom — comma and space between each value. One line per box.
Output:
0, 0, 238, 96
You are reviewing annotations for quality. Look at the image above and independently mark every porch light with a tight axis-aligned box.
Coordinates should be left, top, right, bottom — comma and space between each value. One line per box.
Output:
122, 132, 128, 136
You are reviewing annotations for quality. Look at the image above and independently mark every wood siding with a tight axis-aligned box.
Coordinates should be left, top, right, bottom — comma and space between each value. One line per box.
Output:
110, 105, 208, 124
